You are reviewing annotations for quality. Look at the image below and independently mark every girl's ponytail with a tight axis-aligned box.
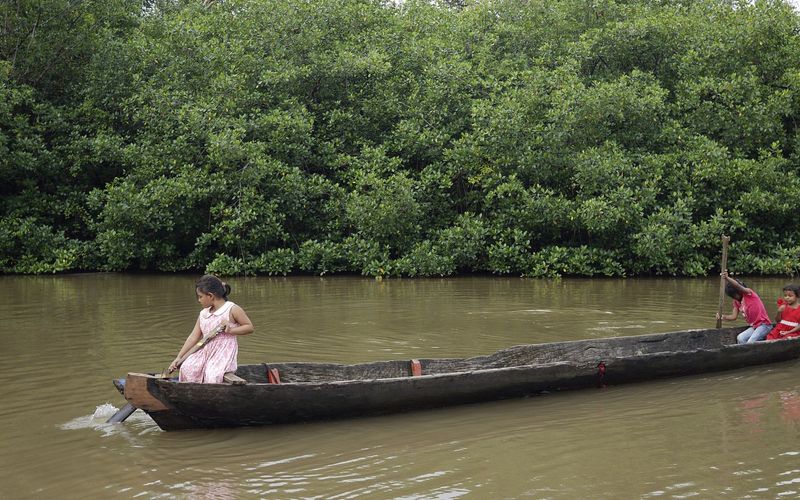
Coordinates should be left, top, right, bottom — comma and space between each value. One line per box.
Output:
196, 274, 231, 300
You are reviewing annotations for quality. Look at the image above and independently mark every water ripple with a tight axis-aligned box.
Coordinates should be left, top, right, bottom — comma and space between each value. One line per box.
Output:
4, 275, 800, 498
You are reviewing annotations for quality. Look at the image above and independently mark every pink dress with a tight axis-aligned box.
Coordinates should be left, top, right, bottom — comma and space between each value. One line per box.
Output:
179, 301, 239, 383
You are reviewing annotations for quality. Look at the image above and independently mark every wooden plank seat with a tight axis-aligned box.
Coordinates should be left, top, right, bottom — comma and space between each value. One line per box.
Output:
223, 372, 247, 385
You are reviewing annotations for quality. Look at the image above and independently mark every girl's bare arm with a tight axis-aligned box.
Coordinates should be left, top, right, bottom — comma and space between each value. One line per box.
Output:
722, 271, 752, 296
723, 304, 739, 321
775, 305, 785, 323
168, 319, 203, 371
227, 305, 254, 336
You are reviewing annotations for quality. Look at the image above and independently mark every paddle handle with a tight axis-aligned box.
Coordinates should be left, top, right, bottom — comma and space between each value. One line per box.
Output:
163, 324, 226, 376
716, 235, 730, 328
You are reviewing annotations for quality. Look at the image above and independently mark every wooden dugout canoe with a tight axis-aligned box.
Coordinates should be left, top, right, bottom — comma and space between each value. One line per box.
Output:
112, 326, 800, 431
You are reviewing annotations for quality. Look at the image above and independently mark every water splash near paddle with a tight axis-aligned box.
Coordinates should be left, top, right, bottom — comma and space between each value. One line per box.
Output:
60, 404, 120, 430
93, 403, 120, 420
60, 404, 144, 433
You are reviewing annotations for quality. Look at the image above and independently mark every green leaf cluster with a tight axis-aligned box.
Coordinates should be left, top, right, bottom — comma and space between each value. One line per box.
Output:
3, 0, 800, 277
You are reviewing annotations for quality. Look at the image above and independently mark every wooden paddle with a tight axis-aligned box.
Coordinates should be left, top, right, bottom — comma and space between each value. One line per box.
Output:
106, 403, 136, 423
106, 323, 227, 424
161, 322, 227, 377
716, 235, 730, 328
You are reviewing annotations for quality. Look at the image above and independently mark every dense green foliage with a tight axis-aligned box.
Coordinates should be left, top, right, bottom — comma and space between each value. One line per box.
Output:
2, 0, 800, 277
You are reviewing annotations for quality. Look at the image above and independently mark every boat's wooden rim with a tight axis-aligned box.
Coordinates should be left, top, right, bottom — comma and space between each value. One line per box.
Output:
120, 329, 800, 387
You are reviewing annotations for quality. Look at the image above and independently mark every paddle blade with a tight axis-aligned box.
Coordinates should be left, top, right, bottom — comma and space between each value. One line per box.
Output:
106, 403, 137, 423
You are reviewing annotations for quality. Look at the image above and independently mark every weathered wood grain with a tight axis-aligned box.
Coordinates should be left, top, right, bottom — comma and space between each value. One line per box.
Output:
114, 327, 800, 431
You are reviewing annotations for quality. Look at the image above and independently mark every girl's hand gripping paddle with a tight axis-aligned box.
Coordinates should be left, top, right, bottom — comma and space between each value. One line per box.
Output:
162, 322, 227, 378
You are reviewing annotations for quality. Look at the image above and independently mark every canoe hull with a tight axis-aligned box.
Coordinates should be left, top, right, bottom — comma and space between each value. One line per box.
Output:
115, 327, 800, 430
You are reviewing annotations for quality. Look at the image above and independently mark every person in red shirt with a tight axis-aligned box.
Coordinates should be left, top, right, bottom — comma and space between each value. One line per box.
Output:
766, 284, 800, 340
716, 270, 772, 344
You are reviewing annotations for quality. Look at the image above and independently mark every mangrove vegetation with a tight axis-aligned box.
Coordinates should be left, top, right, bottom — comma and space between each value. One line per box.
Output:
2, 0, 800, 277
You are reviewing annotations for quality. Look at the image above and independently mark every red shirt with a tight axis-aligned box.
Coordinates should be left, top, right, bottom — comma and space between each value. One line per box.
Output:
733, 290, 771, 328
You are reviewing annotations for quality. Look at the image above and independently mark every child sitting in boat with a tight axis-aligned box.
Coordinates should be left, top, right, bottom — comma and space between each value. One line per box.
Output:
168, 275, 255, 383
717, 270, 771, 344
766, 284, 800, 340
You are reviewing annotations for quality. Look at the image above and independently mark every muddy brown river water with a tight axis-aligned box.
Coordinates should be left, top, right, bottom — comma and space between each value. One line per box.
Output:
2, 274, 799, 498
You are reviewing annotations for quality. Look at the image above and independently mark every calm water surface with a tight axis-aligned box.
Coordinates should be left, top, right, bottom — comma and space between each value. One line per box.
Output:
2, 274, 800, 498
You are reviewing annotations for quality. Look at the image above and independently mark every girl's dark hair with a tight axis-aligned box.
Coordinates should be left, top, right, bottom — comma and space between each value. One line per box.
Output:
196, 274, 230, 299
783, 284, 800, 296
724, 278, 746, 299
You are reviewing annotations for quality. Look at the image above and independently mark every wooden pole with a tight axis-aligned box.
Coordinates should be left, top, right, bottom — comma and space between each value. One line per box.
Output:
716, 235, 730, 328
